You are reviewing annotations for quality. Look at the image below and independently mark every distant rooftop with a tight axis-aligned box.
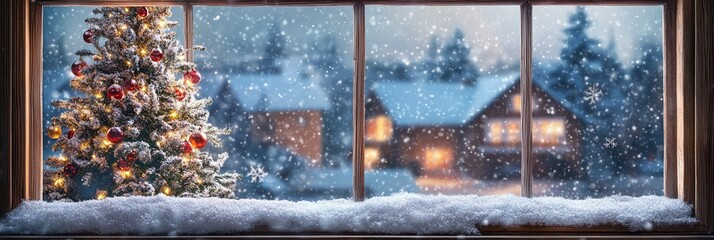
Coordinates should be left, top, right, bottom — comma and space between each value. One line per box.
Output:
371, 73, 520, 126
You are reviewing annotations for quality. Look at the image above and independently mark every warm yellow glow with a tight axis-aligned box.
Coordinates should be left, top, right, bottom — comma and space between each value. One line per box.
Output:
139, 48, 148, 56
182, 156, 190, 164
95, 92, 103, 99
196, 177, 203, 184
80, 142, 90, 151
102, 140, 113, 148
104, 106, 112, 113
142, 24, 149, 29
512, 94, 522, 113
158, 20, 167, 28
488, 122, 503, 145
364, 147, 381, 170
96, 190, 108, 200
119, 24, 128, 31
125, 60, 132, 66
119, 170, 132, 179
53, 177, 65, 188
124, 7, 129, 12
58, 155, 68, 162
141, 85, 148, 92
533, 119, 566, 146
366, 115, 393, 142
506, 120, 520, 145
423, 147, 453, 171
161, 186, 172, 195
168, 110, 179, 120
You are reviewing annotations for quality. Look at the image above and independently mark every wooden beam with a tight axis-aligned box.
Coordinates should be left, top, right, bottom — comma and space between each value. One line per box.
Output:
663, 0, 677, 199
27, 0, 43, 201
184, 3, 193, 62
520, 2, 533, 198
35, 0, 667, 6
352, 1, 366, 202
694, 0, 714, 232
676, 0, 695, 205
0, 0, 14, 217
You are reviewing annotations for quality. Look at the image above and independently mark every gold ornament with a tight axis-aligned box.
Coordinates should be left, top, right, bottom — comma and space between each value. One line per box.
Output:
161, 186, 172, 195
168, 109, 179, 120
47, 125, 62, 139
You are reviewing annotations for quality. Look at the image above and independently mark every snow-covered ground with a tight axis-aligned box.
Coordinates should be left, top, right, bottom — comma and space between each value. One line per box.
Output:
0, 193, 695, 235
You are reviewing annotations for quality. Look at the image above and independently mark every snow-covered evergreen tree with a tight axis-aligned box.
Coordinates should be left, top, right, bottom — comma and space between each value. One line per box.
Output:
43, 7, 239, 201
439, 28, 479, 85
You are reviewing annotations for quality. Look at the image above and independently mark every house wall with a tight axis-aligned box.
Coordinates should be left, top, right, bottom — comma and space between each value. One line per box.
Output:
461, 85, 583, 180
250, 110, 323, 166
398, 127, 459, 177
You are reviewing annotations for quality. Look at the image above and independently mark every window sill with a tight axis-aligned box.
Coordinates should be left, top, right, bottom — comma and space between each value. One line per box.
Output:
0, 194, 700, 236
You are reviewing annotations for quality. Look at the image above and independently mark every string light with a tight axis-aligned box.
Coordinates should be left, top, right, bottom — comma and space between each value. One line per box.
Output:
102, 139, 113, 148
125, 60, 132, 67
96, 190, 108, 200
95, 92, 103, 99
196, 177, 203, 184
119, 170, 132, 179
58, 155, 67, 162
161, 186, 172, 195
158, 20, 167, 28
53, 177, 65, 188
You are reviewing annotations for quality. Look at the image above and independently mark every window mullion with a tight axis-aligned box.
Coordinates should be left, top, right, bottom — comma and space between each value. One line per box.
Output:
184, 3, 193, 62
352, 1, 366, 202
520, 2, 533, 198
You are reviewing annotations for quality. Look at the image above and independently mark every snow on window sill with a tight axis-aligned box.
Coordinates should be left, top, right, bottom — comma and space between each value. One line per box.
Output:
0, 193, 697, 235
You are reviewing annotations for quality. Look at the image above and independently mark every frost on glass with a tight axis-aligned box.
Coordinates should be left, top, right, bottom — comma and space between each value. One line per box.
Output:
532, 6, 664, 198
42, 6, 185, 160
194, 6, 354, 200
365, 6, 521, 196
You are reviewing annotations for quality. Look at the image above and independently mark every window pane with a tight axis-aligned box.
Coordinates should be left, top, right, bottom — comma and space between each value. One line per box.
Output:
532, 6, 663, 198
42, 6, 185, 165
365, 6, 521, 196
194, 6, 354, 200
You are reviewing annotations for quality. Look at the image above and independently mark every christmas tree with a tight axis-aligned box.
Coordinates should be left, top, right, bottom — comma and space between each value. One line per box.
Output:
43, 7, 239, 201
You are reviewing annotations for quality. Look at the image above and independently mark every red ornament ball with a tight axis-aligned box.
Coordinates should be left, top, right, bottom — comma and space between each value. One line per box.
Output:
123, 79, 138, 92
184, 70, 202, 85
67, 129, 75, 139
150, 48, 163, 62
63, 162, 78, 177
106, 127, 124, 144
83, 29, 94, 43
180, 141, 193, 154
117, 159, 131, 171
71, 60, 87, 77
137, 7, 149, 18
126, 150, 138, 163
174, 87, 186, 101
189, 132, 208, 149
107, 84, 124, 100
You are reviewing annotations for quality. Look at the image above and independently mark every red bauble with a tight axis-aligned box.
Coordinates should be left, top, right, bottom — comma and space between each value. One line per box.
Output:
71, 60, 87, 77
117, 159, 131, 171
67, 129, 75, 139
189, 132, 208, 149
174, 87, 186, 101
126, 150, 138, 163
150, 48, 163, 62
137, 7, 149, 18
184, 70, 202, 85
107, 84, 124, 100
180, 141, 193, 154
123, 79, 138, 92
63, 162, 78, 177
83, 29, 94, 43
107, 127, 124, 144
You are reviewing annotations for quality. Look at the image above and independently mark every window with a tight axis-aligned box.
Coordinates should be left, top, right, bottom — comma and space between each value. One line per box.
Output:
12, 0, 713, 234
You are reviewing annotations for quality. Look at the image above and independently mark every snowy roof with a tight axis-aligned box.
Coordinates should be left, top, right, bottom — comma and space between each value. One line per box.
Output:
371, 73, 520, 127
217, 58, 331, 112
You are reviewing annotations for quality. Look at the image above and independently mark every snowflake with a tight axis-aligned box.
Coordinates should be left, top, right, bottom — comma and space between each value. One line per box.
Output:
584, 85, 604, 104
604, 137, 617, 148
247, 166, 268, 183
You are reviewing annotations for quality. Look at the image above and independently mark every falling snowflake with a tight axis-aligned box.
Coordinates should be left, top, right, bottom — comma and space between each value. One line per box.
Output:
247, 166, 268, 183
584, 85, 604, 104
604, 137, 617, 148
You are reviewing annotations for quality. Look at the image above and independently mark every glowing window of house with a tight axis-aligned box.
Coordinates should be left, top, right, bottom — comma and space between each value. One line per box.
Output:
366, 115, 393, 142
512, 94, 522, 113
488, 121, 504, 145
505, 120, 520, 145
364, 147, 381, 170
423, 147, 453, 171
533, 119, 565, 146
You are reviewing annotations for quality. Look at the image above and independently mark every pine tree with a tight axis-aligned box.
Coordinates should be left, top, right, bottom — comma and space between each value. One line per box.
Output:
262, 22, 286, 74
43, 7, 239, 201
440, 28, 479, 85
421, 35, 441, 82
628, 40, 664, 163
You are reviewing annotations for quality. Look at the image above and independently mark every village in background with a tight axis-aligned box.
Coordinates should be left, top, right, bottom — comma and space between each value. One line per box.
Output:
42, 6, 664, 200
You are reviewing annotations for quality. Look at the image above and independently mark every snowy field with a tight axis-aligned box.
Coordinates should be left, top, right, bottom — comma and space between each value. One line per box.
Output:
0, 193, 695, 235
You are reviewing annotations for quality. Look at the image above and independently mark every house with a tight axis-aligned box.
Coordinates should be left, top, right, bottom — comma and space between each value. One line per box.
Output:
212, 58, 331, 166
365, 73, 584, 183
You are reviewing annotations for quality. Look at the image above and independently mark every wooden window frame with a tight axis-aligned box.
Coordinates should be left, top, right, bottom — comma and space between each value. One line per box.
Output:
1, 0, 712, 235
